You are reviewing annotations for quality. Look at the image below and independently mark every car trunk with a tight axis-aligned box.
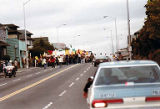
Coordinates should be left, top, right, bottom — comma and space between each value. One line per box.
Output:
93, 84, 160, 100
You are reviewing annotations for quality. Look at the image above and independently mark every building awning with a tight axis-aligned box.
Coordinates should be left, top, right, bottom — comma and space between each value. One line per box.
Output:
0, 41, 10, 46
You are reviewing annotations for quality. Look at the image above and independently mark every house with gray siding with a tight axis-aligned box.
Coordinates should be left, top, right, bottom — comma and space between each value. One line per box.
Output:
3, 24, 27, 68
0, 24, 9, 60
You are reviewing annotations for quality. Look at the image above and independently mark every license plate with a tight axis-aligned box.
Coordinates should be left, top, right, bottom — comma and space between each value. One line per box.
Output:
153, 90, 160, 95
123, 97, 145, 102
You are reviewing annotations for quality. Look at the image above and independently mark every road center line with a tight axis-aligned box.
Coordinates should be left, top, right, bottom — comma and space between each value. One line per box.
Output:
42, 102, 53, 109
76, 77, 79, 81
69, 82, 74, 87
0, 83, 7, 87
0, 64, 78, 102
59, 90, 66, 97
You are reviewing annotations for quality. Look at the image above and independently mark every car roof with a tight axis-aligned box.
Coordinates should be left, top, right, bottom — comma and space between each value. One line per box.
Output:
99, 60, 158, 67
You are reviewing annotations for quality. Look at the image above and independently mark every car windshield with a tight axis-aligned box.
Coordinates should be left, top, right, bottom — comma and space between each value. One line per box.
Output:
95, 65, 160, 86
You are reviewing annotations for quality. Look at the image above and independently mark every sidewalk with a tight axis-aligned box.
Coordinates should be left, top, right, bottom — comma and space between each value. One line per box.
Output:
0, 67, 38, 78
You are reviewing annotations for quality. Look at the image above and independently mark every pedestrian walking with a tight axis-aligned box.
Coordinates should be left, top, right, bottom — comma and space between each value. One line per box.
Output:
65, 55, 69, 65
50, 56, 55, 68
78, 53, 81, 63
56, 57, 59, 66
42, 57, 47, 69
14, 59, 18, 71
58, 55, 63, 68
0, 61, 4, 73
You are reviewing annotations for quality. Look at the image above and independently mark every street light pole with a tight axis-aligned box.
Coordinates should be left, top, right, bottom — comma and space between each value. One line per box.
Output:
104, 28, 114, 55
114, 18, 118, 51
72, 34, 80, 49
23, 0, 31, 69
126, 0, 132, 60
56, 24, 66, 43
110, 30, 114, 54
103, 16, 118, 52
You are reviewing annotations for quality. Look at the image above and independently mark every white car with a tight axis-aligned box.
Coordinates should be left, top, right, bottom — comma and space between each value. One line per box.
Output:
87, 60, 160, 109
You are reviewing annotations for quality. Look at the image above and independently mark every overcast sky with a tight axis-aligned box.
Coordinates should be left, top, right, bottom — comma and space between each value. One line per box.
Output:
0, 0, 147, 55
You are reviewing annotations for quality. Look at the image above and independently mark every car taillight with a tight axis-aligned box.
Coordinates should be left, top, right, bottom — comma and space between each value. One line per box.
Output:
92, 99, 123, 108
146, 96, 160, 102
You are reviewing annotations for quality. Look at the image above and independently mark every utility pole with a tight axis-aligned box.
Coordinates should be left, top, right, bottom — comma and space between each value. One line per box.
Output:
23, 0, 31, 68
114, 18, 118, 51
126, 0, 132, 60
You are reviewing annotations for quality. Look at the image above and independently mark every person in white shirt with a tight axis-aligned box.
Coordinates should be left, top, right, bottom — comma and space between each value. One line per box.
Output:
42, 57, 47, 69
58, 56, 63, 68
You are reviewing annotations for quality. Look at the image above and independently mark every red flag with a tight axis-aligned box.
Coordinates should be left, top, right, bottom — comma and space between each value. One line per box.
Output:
48, 50, 53, 55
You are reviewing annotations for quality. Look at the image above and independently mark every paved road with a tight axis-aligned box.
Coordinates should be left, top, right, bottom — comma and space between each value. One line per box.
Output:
0, 63, 96, 109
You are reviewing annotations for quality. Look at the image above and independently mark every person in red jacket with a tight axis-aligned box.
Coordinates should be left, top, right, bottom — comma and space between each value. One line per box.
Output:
50, 56, 55, 68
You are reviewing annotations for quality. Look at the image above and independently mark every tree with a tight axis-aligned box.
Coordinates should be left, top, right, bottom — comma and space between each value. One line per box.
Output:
132, 0, 160, 63
30, 39, 54, 57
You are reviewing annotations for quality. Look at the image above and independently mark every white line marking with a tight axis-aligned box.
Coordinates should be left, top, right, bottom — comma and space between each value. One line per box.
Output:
0, 83, 7, 87
35, 72, 41, 75
59, 90, 66, 97
27, 74, 33, 78
42, 102, 53, 109
69, 82, 74, 87
80, 74, 83, 76
76, 77, 79, 81
13, 78, 21, 82
84, 71, 86, 73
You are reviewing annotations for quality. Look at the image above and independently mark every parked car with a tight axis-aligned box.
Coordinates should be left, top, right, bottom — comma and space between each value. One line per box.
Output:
87, 60, 160, 109
94, 56, 111, 67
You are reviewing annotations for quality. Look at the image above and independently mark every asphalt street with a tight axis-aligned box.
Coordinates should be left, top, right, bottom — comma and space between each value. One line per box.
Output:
0, 63, 96, 109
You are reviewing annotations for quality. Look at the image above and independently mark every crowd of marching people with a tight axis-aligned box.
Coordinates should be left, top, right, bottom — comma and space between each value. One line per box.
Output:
0, 53, 94, 76
31, 53, 94, 69
0, 53, 94, 78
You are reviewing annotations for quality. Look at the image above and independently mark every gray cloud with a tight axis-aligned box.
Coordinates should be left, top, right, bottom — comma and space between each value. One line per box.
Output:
0, 0, 148, 54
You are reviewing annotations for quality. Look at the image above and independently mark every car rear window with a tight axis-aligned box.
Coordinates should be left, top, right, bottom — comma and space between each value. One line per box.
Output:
95, 65, 160, 86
